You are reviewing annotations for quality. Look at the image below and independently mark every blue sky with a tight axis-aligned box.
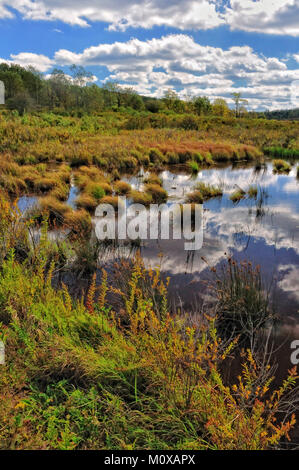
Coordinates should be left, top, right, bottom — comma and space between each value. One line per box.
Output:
0, 0, 299, 110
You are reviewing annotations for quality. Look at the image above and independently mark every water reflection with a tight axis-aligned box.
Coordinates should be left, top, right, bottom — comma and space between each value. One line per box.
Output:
122, 161, 299, 318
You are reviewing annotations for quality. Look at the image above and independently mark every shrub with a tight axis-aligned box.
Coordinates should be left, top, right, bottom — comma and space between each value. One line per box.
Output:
39, 196, 70, 222
114, 181, 132, 195
64, 209, 92, 237
193, 152, 204, 163
34, 177, 58, 193
121, 157, 138, 169
101, 196, 122, 211
86, 184, 106, 201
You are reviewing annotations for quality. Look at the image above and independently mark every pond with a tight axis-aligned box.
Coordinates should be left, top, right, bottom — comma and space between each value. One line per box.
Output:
121, 161, 299, 322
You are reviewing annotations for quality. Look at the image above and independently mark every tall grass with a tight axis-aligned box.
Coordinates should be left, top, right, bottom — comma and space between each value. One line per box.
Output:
0, 195, 297, 450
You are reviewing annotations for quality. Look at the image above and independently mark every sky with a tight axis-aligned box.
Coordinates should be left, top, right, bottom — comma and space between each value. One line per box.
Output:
0, 0, 299, 110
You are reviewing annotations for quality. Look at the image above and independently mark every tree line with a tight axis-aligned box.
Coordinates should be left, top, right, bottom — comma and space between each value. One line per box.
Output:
0, 62, 297, 119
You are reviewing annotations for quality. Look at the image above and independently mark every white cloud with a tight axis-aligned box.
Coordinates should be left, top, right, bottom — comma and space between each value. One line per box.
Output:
10, 52, 54, 72
0, 0, 224, 30
0, 0, 299, 36
2, 33, 298, 109
226, 0, 299, 37
53, 35, 299, 109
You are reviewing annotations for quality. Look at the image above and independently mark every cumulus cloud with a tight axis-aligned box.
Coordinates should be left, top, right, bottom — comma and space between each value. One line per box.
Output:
52, 35, 299, 109
10, 52, 54, 72
0, 0, 299, 36
0, 0, 224, 30
226, 0, 299, 37
2, 33, 299, 109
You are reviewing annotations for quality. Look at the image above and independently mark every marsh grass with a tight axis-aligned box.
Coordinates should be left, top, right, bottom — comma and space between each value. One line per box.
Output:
230, 188, 246, 203
248, 185, 258, 199
195, 182, 223, 200
273, 159, 291, 173
144, 183, 168, 204
188, 161, 199, 174
76, 194, 98, 212
211, 258, 274, 341
185, 190, 204, 204
114, 181, 132, 195
129, 190, 153, 206
143, 174, 163, 186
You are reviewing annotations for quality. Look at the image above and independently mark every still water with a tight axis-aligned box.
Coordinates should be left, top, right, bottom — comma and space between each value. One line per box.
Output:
123, 161, 299, 321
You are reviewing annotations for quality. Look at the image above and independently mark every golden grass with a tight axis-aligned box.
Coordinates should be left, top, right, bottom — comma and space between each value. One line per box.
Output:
114, 181, 132, 195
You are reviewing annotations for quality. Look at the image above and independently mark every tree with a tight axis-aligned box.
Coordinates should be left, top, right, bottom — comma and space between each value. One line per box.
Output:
231, 92, 248, 117
212, 98, 231, 117
145, 99, 161, 113
69, 65, 93, 87
163, 89, 185, 113
7, 90, 36, 115
193, 96, 212, 116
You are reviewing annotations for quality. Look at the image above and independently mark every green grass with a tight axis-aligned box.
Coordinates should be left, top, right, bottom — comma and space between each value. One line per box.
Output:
187, 161, 199, 174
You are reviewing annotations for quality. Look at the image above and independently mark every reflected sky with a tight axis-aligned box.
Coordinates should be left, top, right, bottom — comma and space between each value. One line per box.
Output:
125, 161, 299, 318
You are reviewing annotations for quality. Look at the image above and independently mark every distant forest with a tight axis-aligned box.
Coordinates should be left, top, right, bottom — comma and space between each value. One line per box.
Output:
0, 62, 298, 120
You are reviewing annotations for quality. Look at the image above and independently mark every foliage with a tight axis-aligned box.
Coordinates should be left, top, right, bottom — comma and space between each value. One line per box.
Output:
0, 244, 296, 450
